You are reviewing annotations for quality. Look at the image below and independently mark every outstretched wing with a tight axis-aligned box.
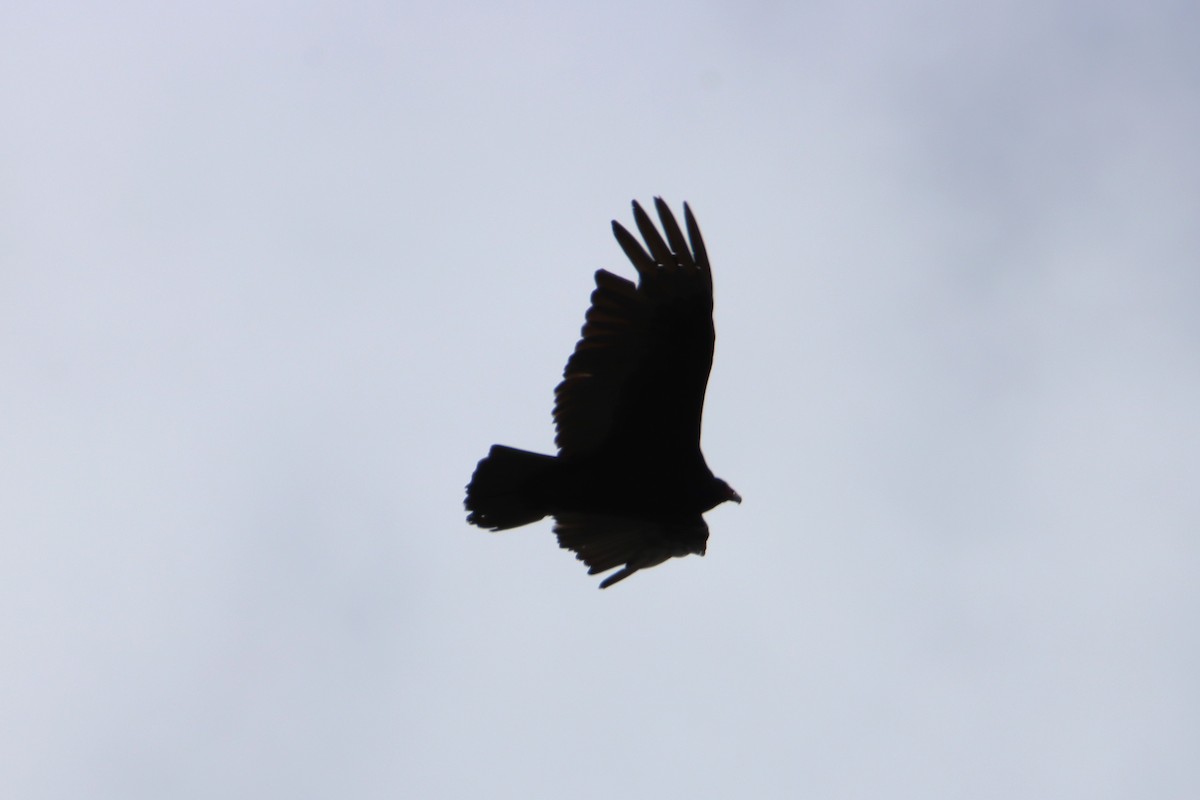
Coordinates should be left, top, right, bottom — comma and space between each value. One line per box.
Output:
553, 513, 709, 588
552, 198, 716, 459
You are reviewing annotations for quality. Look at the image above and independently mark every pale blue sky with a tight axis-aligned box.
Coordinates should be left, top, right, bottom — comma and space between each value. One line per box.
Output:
3, 2, 1198, 798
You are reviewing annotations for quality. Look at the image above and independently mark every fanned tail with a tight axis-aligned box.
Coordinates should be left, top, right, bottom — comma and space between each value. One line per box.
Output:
464, 445, 557, 530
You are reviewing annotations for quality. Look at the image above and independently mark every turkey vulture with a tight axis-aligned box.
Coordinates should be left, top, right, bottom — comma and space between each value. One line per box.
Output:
465, 198, 740, 588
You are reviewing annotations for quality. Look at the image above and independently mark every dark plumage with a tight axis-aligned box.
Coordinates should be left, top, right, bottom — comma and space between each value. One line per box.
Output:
465, 199, 740, 588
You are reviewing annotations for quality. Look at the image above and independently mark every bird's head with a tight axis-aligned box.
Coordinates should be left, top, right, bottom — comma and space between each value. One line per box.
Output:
714, 478, 742, 506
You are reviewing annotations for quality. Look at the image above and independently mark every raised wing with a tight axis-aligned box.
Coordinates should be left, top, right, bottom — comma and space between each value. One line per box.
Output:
553, 513, 709, 588
552, 199, 716, 459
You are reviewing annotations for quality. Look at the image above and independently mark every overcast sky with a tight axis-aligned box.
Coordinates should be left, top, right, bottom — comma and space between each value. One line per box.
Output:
3, 2, 1198, 798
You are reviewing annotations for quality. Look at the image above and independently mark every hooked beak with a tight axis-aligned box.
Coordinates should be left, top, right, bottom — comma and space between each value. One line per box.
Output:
728, 488, 742, 504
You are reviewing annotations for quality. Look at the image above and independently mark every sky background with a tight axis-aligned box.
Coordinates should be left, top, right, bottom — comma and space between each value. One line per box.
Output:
3, 1, 1198, 798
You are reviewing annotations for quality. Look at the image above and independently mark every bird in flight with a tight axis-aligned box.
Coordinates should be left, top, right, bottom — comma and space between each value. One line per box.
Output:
465, 198, 740, 588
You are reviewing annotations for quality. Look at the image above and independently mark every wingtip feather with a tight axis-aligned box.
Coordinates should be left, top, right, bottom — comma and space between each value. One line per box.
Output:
682, 202, 711, 288
653, 197, 695, 270
631, 201, 674, 268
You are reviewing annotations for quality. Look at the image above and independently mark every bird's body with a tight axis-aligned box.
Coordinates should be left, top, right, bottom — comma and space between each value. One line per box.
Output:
465, 199, 739, 588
